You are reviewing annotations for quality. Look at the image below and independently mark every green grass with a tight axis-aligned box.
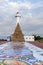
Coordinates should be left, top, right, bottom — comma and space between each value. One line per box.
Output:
38, 39, 43, 43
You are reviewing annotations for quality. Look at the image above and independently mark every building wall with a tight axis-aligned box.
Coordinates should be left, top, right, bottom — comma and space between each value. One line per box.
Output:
24, 36, 34, 41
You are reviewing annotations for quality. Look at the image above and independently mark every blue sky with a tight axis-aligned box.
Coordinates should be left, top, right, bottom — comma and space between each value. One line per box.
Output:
0, 0, 43, 36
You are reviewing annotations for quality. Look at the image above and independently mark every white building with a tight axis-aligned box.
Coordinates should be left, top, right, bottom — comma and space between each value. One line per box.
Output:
24, 36, 34, 41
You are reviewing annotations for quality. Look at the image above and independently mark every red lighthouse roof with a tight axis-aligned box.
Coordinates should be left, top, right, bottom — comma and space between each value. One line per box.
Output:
16, 12, 19, 14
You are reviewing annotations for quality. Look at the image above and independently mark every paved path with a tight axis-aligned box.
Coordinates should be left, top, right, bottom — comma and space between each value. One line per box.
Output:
25, 42, 43, 61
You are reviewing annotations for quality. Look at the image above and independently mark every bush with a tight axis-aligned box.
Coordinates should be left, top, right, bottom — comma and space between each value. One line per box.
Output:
35, 36, 41, 40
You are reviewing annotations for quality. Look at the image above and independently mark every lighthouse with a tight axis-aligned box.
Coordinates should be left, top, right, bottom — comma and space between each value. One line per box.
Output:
11, 12, 25, 41
15, 12, 21, 25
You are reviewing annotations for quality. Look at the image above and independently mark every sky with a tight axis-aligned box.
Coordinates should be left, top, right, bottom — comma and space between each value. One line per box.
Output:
0, 0, 43, 37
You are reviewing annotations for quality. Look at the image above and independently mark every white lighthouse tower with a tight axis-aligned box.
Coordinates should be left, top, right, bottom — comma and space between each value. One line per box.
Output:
15, 12, 21, 25
11, 12, 25, 41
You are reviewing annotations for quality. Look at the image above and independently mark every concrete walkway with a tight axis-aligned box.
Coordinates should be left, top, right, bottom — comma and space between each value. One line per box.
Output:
25, 42, 43, 61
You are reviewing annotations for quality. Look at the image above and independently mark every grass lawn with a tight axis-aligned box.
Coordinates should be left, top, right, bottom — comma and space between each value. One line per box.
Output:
38, 39, 43, 43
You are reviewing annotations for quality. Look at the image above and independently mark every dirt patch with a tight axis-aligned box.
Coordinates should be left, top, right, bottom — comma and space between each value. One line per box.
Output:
0, 40, 7, 45
28, 41, 43, 49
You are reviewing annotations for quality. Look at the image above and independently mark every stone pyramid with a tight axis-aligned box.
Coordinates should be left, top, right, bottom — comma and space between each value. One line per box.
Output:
11, 23, 25, 41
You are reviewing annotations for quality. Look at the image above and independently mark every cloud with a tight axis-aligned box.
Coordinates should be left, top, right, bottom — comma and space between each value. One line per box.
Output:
9, 1, 32, 10
0, 0, 43, 36
32, 1, 43, 9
